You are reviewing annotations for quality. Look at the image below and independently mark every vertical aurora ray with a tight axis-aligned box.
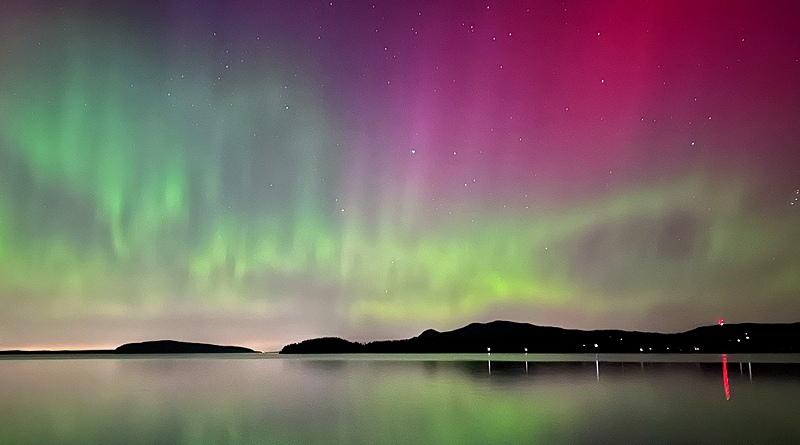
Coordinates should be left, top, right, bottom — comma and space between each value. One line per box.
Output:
0, 0, 798, 348
0, 6, 340, 309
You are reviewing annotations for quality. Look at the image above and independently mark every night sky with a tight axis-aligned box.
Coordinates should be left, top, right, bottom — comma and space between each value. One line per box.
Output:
1, 0, 798, 351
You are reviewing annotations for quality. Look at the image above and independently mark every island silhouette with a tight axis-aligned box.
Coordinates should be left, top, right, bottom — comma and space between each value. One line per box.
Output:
280, 320, 800, 354
114, 340, 257, 354
2, 321, 798, 355
0, 340, 258, 355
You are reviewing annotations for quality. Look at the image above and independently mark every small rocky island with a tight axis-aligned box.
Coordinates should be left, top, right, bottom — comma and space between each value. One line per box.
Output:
0, 340, 259, 355
281, 320, 800, 354
114, 340, 257, 354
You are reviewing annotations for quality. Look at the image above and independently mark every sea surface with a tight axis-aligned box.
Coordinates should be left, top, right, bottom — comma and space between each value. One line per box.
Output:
1, 353, 799, 444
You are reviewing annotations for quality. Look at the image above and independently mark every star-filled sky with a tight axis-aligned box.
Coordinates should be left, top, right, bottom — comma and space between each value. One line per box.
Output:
1, 0, 798, 351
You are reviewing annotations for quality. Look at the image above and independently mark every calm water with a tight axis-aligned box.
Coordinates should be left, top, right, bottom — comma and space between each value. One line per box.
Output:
1, 354, 799, 444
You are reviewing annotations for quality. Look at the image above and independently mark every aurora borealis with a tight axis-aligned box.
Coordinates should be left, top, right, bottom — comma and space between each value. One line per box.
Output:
0, 0, 798, 351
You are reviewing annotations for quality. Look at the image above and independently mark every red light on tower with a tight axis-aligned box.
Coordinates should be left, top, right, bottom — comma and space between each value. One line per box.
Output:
718, 318, 725, 326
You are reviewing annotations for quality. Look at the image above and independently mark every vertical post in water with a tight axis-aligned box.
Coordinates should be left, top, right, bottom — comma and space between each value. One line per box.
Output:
487, 347, 491, 375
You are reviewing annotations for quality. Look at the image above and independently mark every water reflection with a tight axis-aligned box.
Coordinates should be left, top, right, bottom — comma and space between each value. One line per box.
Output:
293, 354, 800, 402
1, 355, 799, 444
293, 355, 800, 398
722, 354, 731, 400
595, 355, 600, 382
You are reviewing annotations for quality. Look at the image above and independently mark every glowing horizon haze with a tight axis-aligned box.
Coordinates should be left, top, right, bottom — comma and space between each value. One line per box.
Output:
0, 0, 798, 351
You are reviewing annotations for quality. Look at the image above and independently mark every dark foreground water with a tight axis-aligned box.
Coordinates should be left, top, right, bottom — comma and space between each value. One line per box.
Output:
1, 353, 799, 444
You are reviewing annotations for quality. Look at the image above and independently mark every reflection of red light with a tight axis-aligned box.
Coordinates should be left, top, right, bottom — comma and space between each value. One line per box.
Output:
722, 354, 731, 400
718, 318, 725, 326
